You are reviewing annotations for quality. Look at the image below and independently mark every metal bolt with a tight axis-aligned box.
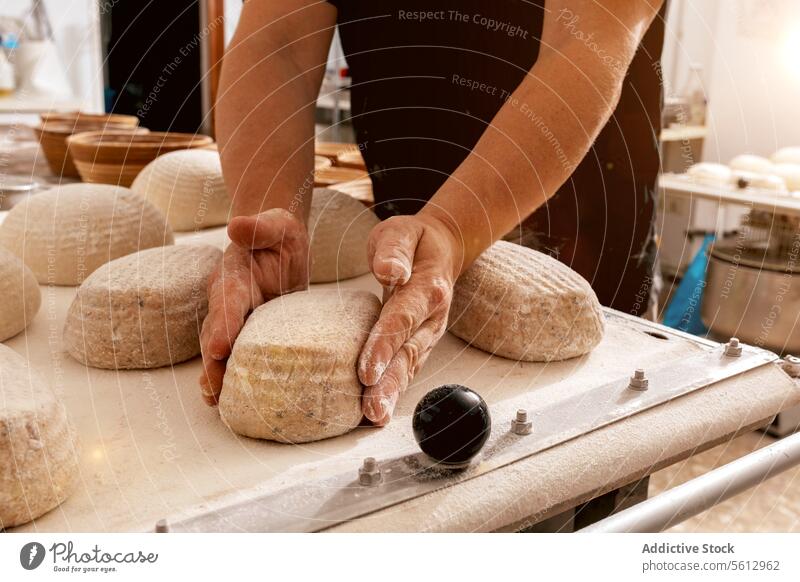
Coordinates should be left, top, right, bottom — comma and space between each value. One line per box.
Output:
154, 519, 169, 533
724, 337, 742, 357
782, 355, 800, 378
511, 409, 533, 435
358, 457, 382, 486
628, 368, 649, 391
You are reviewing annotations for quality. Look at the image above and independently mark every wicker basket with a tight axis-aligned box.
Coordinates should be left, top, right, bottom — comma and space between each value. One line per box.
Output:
67, 131, 214, 187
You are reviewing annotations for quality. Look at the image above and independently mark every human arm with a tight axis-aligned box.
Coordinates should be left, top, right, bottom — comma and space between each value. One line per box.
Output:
359, 0, 665, 423
199, 0, 337, 404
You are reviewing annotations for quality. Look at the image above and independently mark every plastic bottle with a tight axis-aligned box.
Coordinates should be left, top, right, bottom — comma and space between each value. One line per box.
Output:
683, 63, 706, 126
0, 36, 16, 96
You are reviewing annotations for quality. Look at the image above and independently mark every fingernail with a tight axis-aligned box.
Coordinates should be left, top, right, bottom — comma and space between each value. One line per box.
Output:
384, 257, 411, 285
378, 397, 394, 420
361, 359, 386, 386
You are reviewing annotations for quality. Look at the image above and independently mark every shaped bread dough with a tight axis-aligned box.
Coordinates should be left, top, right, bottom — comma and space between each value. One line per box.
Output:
63, 244, 221, 369
733, 170, 788, 193
0, 183, 173, 285
131, 149, 231, 231
448, 241, 605, 362
772, 163, 800, 191
219, 289, 381, 443
0, 248, 41, 342
729, 154, 773, 174
0, 344, 79, 528
771, 147, 800, 165
308, 188, 380, 283
686, 162, 733, 186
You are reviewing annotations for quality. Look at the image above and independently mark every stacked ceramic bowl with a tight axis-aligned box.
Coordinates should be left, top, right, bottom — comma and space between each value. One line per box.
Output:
34, 112, 142, 178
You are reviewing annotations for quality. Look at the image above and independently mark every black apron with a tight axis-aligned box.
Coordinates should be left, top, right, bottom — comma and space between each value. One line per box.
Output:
327, 0, 665, 315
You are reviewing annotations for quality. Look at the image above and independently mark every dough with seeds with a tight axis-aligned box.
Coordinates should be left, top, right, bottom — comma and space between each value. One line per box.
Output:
448, 241, 605, 361
219, 289, 381, 443
64, 244, 221, 369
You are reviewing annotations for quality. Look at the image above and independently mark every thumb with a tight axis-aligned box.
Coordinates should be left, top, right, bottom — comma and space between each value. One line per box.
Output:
228, 208, 307, 250
368, 217, 424, 287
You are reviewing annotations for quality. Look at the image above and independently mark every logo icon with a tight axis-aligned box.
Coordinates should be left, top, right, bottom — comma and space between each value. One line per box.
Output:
19, 542, 46, 570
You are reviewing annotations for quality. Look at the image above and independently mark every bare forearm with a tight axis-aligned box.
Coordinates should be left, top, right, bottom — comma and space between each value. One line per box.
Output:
216, 1, 335, 220
421, 0, 663, 272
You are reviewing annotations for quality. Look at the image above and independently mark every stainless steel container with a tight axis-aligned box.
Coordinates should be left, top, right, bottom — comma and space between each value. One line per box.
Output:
702, 240, 800, 355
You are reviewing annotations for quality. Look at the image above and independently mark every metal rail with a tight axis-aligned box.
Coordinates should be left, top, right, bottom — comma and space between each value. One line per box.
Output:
580, 430, 800, 533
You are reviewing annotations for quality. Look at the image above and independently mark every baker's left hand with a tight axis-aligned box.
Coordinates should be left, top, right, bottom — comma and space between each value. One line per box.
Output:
359, 211, 464, 426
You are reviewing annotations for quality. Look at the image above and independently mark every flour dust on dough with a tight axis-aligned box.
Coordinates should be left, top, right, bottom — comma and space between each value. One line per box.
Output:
219, 289, 381, 443
131, 149, 231, 231
0, 183, 173, 285
63, 244, 221, 369
307, 188, 380, 283
448, 241, 605, 362
0, 344, 80, 528
0, 248, 41, 342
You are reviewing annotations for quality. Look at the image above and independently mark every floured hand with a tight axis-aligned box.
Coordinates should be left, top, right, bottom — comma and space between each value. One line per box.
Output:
359, 212, 464, 425
199, 209, 309, 405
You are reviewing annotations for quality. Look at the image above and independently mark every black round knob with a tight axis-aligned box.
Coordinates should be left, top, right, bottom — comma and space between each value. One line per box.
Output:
412, 384, 491, 465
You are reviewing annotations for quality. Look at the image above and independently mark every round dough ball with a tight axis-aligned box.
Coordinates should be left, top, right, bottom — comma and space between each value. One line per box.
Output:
733, 170, 788, 193
448, 241, 605, 362
729, 154, 773, 174
0, 183, 173, 285
772, 163, 800, 191
63, 244, 222, 369
771, 146, 800, 165
686, 162, 733, 186
219, 289, 381, 443
308, 188, 380, 283
0, 248, 41, 342
0, 344, 80, 528
131, 149, 231, 231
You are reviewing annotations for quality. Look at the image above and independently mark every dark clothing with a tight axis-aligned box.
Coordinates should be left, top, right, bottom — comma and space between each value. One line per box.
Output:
327, 0, 665, 315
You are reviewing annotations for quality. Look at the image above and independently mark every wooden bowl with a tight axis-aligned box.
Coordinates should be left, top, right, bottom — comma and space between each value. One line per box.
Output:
40, 111, 140, 128
315, 141, 360, 162
331, 177, 374, 206
314, 165, 368, 187
314, 155, 332, 171
34, 119, 144, 178
67, 131, 215, 187
336, 150, 366, 170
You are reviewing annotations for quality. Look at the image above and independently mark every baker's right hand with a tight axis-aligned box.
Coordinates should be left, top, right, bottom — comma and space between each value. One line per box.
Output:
199, 208, 309, 405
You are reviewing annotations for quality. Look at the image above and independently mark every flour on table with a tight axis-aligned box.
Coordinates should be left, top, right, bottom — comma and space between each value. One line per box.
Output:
63, 244, 221, 369
0, 248, 40, 342
132, 149, 231, 231
307, 188, 380, 283
219, 289, 381, 443
0, 344, 80, 528
448, 241, 605, 362
0, 183, 173, 285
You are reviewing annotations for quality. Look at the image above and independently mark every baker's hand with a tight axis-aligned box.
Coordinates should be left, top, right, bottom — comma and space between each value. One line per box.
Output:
199, 208, 309, 405
359, 212, 463, 425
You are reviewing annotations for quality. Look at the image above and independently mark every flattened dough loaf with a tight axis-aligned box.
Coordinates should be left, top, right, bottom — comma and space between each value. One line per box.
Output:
0, 248, 41, 342
219, 289, 381, 443
131, 149, 231, 231
63, 244, 221, 369
308, 188, 380, 283
448, 241, 605, 361
0, 344, 79, 528
0, 183, 173, 285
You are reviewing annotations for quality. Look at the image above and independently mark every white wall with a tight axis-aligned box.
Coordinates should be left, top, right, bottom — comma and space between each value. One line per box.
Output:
702, 0, 800, 163
660, 0, 720, 99
1, 0, 103, 111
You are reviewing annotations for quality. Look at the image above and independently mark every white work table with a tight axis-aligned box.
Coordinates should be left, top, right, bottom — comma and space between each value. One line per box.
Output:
658, 173, 800, 217
7, 227, 800, 533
